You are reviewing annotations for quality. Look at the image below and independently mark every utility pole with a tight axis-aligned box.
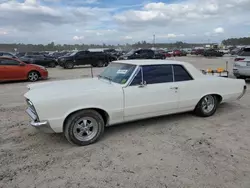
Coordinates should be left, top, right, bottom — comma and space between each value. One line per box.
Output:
153, 34, 155, 48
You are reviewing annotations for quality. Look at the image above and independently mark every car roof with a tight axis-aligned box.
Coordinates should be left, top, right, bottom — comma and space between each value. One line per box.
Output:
0, 56, 16, 60
112, 60, 204, 78
112, 59, 191, 66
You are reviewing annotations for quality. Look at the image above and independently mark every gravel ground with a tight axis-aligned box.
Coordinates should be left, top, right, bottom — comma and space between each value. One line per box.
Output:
1, 56, 250, 188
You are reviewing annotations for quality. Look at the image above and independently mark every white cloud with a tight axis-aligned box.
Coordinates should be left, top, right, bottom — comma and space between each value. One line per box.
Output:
158, 34, 185, 38
73, 36, 84, 40
84, 0, 99, 4
0, 0, 249, 44
124, 36, 132, 39
0, 31, 7, 35
214, 27, 224, 34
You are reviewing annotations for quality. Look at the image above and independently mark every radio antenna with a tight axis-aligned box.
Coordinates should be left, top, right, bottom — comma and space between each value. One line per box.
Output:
91, 65, 93, 78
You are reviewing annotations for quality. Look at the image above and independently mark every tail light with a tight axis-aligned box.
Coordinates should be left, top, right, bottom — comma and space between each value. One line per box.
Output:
235, 58, 245, 61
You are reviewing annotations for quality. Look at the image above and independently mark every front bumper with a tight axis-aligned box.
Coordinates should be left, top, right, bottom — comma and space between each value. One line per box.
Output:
26, 105, 54, 133
40, 71, 48, 79
30, 120, 54, 133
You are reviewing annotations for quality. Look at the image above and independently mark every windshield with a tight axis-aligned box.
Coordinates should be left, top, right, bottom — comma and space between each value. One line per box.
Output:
126, 50, 135, 56
70, 51, 78, 56
99, 63, 136, 84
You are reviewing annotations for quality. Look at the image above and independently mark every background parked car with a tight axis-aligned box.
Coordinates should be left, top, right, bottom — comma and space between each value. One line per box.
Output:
203, 49, 224, 57
233, 47, 250, 79
0, 51, 18, 59
219, 49, 230, 54
20, 55, 58, 68
0, 57, 48, 82
172, 50, 182, 57
119, 49, 165, 60
57, 50, 115, 69
191, 49, 205, 55
230, 48, 242, 56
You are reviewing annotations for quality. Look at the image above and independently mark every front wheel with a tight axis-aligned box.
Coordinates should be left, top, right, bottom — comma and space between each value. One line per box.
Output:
27, 71, 39, 82
194, 95, 218, 117
48, 61, 56, 68
64, 61, 74, 69
64, 110, 105, 146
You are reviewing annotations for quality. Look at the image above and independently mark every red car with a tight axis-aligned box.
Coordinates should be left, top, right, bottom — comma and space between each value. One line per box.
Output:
173, 50, 182, 57
0, 57, 48, 82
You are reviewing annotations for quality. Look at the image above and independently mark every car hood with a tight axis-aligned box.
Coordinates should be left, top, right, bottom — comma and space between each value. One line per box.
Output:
24, 78, 117, 102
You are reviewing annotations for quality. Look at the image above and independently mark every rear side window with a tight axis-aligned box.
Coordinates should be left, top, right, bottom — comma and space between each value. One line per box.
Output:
143, 64, 173, 84
0, 59, 20, 65
173, 65, 193, 82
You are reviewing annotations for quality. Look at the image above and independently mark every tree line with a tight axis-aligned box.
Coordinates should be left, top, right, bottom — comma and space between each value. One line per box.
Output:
0, 41, 205, 52
1, 37, 249, 52
222, 37, 250, 46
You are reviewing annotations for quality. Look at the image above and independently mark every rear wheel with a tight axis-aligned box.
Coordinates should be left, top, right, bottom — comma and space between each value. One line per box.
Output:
64, 61, 74, 69
64, 110, 105, 146
236, 76, 246, 79
28, 71, 39, 82
194, 95, 218, 117
97, 61, 104, 67
48, 61, 56, 68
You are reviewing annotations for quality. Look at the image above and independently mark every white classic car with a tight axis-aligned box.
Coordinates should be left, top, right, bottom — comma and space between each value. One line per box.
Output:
24, 60, 247, 146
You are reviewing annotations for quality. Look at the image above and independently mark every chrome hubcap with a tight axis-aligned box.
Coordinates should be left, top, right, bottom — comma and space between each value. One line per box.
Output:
201, 95, 215, 114
73, 117, 98, 141
29, 72, 38, 81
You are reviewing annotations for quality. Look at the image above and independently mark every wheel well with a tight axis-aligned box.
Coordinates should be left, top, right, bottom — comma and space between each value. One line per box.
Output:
195, 94, 223, 108
63, 108, 109, 132
212, 94, 223, 103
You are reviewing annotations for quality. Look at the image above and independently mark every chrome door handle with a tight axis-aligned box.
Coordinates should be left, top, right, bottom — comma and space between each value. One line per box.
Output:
170, 87, 178, 90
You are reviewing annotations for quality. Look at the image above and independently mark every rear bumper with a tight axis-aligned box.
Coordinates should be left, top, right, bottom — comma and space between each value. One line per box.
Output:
233, 68, 250, 77
238, 85, 247, 100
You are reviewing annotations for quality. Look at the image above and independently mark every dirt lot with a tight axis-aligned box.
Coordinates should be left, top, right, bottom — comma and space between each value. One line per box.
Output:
1, 56, 250, 188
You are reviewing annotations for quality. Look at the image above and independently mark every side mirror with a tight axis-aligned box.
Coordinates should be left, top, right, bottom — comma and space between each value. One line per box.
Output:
20, 63, 26, 66
138, 81, 147, 88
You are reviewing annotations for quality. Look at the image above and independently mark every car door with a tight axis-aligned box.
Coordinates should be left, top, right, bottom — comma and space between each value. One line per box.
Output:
172, 64, 197, 111
123, 64, 179, 121
75, 51, 89, 65
0, 59, 26, 80
35, 55, 46, 66
0, 60, 5, 80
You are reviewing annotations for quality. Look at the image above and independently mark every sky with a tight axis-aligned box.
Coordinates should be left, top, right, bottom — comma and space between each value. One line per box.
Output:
0, 0, 249, 44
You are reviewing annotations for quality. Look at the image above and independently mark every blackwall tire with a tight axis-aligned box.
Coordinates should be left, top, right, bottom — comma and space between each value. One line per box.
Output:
49, 61, 56, 68
64, 110, 105, 146
65, 62, 74, 69
194, 95, 218, 117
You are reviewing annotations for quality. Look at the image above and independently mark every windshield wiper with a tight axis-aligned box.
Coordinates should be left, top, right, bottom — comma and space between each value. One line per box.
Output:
98, 75, 112, 83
